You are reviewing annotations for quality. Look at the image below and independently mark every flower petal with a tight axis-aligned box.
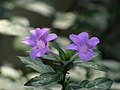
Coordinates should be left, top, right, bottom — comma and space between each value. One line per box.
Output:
78, 49, 94, 61
37, 28, 49, 41
88, 37, 100, 48
30, 28, 49, 41
36, 48, 46, 57
40, 28, 49, 37
30, 28, 40, 40
69, 34, 82, 46
36, 40, 46, 50
66, 44, 78, 50
30, 48, 39, 60
78, 32, 89, 43
46, 34, 57, 42
21, 37, 35, 47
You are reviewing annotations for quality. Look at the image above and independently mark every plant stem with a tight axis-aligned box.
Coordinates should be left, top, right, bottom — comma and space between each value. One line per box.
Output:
61, 71, 67, 90
86, 68, 90, 78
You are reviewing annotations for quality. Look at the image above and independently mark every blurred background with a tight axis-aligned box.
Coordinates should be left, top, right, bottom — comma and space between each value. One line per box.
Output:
0, 0, 120, 90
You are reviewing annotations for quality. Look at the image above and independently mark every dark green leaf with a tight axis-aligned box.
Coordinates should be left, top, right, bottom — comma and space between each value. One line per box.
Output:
18, 56, 55, 73
74, 61, 107, 72
24, 73, 60, 86
65, 87, 74, 90
78, 77, 113, 90
66, 83, 81, 90
85, 77, 113, 90
79, 80, 89, 88
50, 42, 66, 60
66, 80, 89, 90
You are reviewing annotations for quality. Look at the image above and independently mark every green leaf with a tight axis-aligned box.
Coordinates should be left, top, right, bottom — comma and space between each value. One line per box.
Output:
69, 54, 79, 62
93, 48, 101, 58
42, 54, 56, 61
65, 87, 74, 90
74, 61, 107, 72
18, 56, 55, 73
66, 80, 89, 90
79, 80, 89, 88
24, 73, 60, 86
85, 77, 113, 90
50, 42, 66, 60
66, 50, 76, 58
66, 83, 81, 90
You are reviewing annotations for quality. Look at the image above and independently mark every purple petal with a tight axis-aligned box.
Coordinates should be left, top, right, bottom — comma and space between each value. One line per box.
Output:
87, 37, 100, 48
78, 44, 88, 53
40, 28, 49, 37
36, 48, 46, 57
69, 34, 82, 46
30, 48, 39, 60
66, 44, 78, 50
78, 32, 89, 43
21, 37, 35, 47
30, 28, 49, 41
37, 28, 49, 41
78, 49, 94, 61
36, 40, 46, 50
46, 34, 57, 42
30, 28, 40, 40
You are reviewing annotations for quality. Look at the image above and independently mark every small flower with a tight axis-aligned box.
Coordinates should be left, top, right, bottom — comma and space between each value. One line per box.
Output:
21, 28, 57, 60
66, 32, 100, 61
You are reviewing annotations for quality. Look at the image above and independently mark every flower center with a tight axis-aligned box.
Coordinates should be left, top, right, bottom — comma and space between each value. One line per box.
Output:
79, 44, 88, 53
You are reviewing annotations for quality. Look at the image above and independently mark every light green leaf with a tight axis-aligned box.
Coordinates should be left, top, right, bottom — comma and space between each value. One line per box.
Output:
93, 48, 101, 59
74, 61, 107, 72
42, 54, 56, 61
66, 50, 76, 58
24, 73, 60, 86
18, 56, 55, 73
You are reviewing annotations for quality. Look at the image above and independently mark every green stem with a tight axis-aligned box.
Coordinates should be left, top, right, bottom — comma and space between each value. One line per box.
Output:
61, 72, 66, 90
86, 68, 90, 78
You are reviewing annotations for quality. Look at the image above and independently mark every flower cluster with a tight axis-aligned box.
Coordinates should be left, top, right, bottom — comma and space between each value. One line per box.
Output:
66, 32, 100, 61
21, 28, 99, 61
21, 28, 57, 60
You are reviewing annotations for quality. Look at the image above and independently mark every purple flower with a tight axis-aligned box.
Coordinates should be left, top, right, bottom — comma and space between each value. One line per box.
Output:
21, 28, 57, 60
66, 32, 100, 61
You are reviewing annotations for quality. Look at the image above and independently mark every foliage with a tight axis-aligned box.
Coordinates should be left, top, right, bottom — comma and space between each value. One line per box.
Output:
66, 77, 113, 90
18, 41, 113, 90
